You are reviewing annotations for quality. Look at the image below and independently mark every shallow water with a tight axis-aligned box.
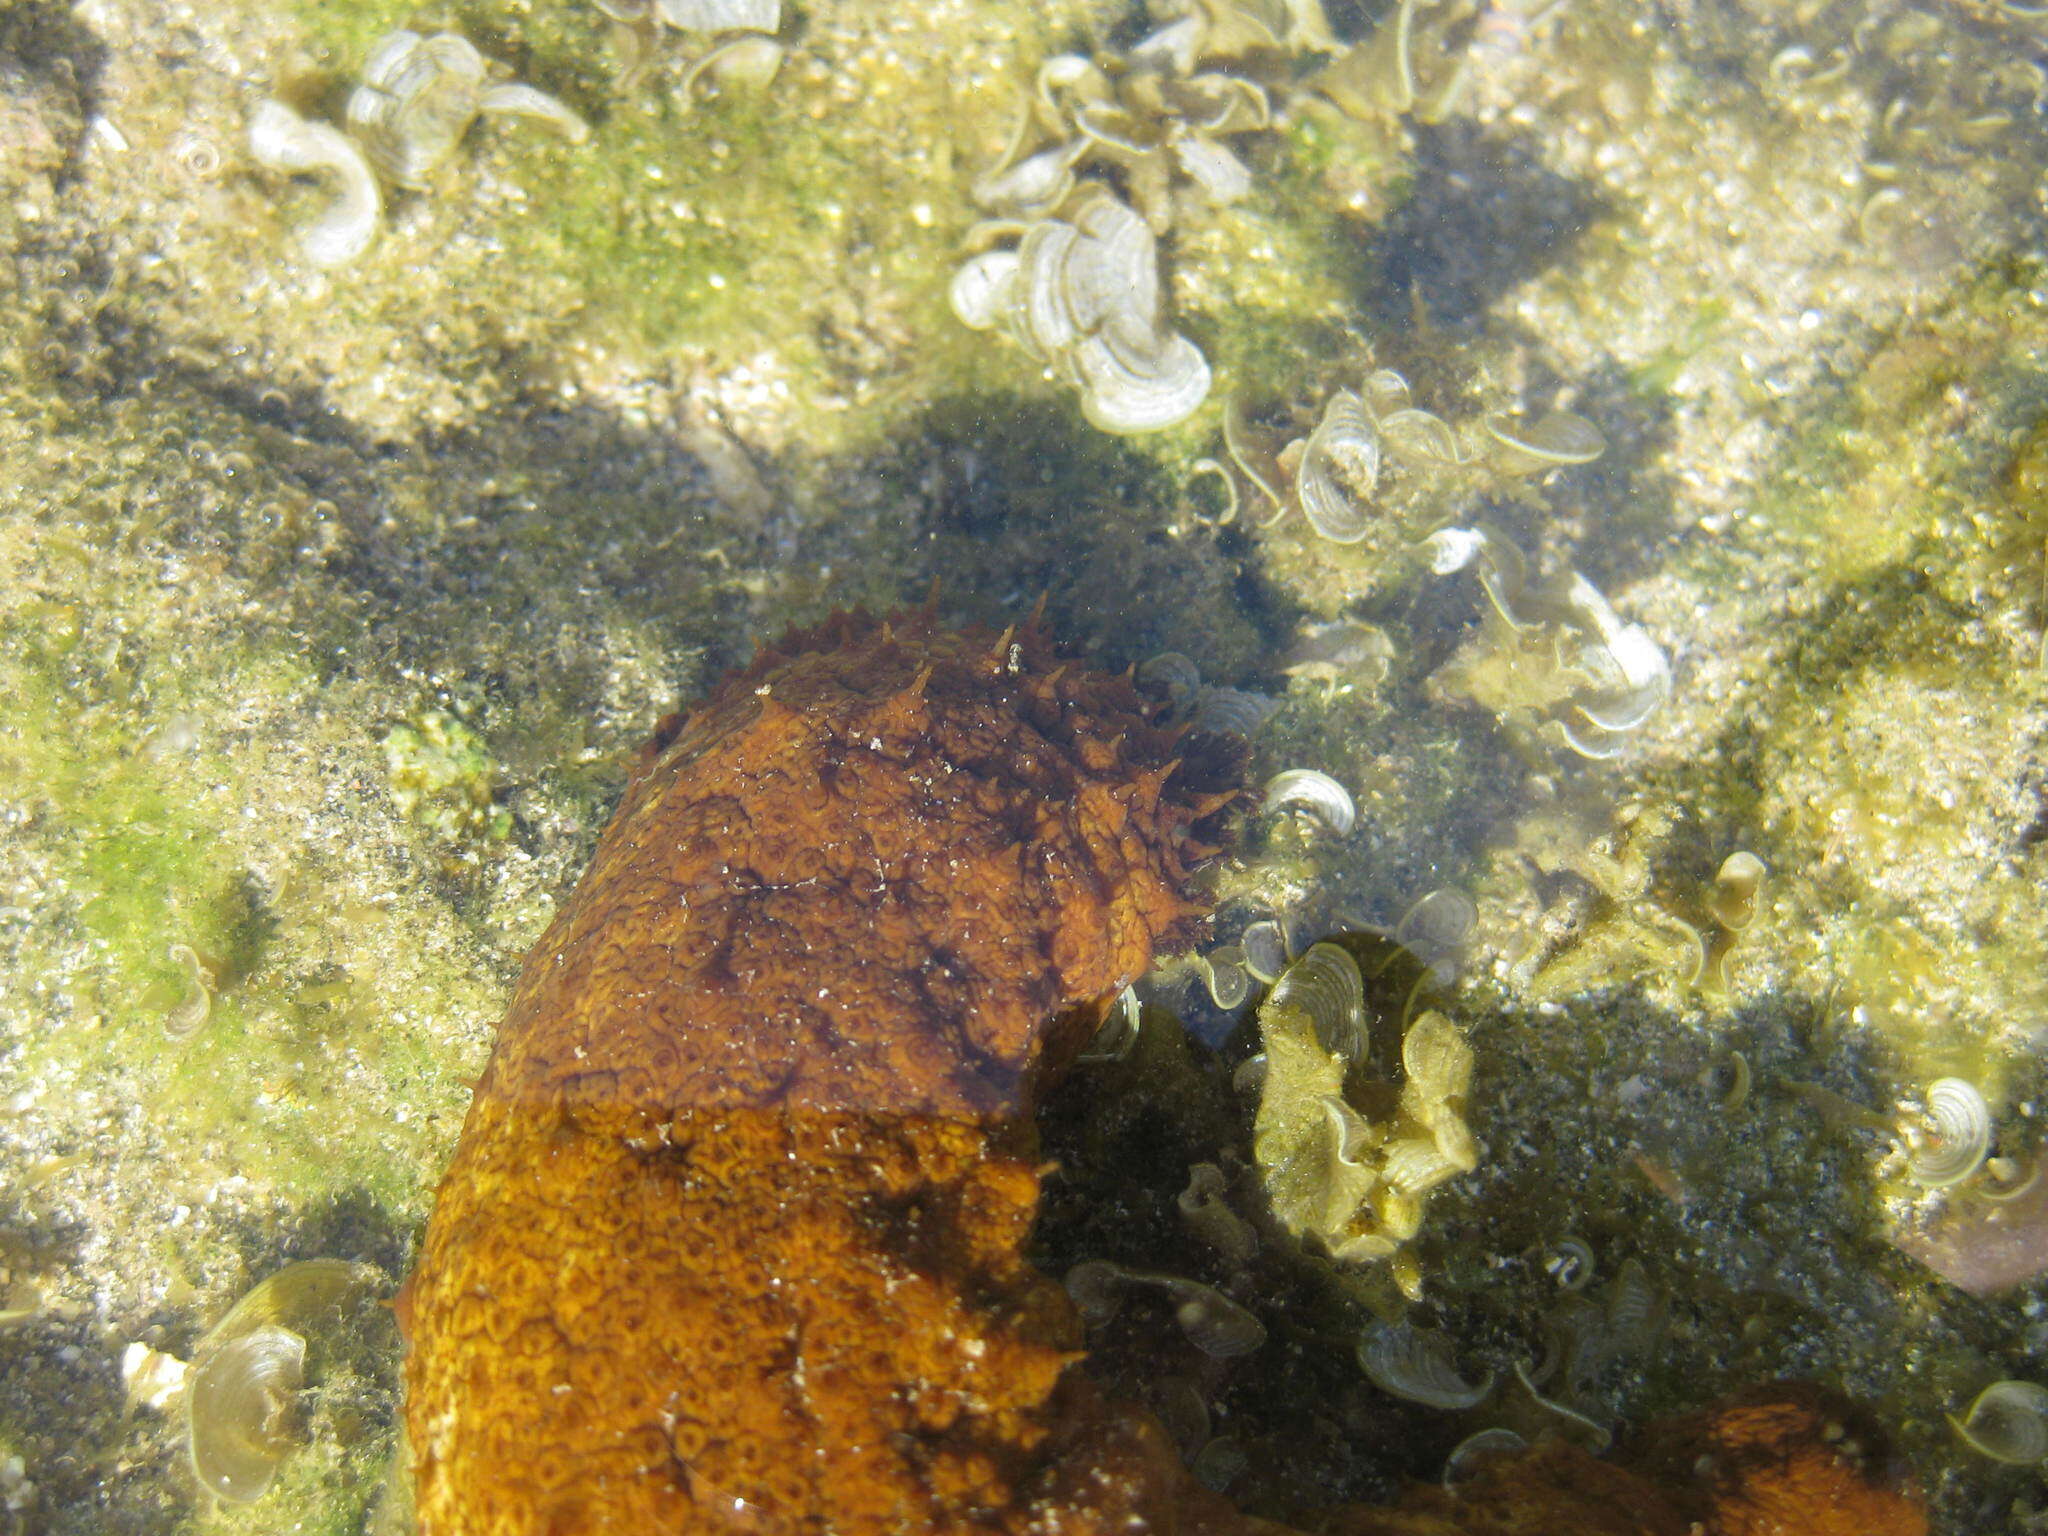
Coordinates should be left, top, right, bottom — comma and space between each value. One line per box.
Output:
2, 0, 2046, 1530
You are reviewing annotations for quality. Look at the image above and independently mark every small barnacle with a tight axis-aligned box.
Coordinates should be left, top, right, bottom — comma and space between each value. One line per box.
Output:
345, 31, 588, 190
245, 100, 380, 267
1904, 1078, 1994, 1189
1268, 942, 1367, 1062
1178, 1163, 1259, 1264
189, 1324, 306, 1502
1260, 769, 1356, 838
164, 942, 214, 1039
1359, 1323, 1494, 1410
1478, 410, 1606, 476
1947, 1379, 2048, 1464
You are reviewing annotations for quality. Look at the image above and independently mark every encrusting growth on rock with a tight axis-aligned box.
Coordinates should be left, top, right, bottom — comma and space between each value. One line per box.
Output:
402, 605, 1244, 1535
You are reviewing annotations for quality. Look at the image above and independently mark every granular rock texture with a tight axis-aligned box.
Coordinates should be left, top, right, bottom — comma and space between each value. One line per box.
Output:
402, 606, 1243, 1536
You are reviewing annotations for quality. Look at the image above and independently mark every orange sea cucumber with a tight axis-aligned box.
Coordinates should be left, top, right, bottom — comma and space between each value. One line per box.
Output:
403, 605, 1247, 1535
401, 605, 1928, 1536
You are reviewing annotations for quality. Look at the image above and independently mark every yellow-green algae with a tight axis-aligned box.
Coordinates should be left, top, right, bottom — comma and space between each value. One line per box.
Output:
6, 0, 2048, 1530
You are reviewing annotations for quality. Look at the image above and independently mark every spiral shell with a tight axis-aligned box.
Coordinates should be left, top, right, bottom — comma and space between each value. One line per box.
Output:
1360, 1324, 1493, 1410
1948, 1380, 2048, 1464
1906, 1077, 1993, 1189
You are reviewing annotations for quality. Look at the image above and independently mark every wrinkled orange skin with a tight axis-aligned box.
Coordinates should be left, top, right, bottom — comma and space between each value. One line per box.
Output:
403, 609, 1247, 1536
403, 609, 1927, 1536
1312, 1384, 1926, 1536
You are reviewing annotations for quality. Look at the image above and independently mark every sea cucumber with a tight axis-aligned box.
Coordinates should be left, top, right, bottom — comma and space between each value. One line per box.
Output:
402, 604, 1246, 1535
400, 604, 1928, 1536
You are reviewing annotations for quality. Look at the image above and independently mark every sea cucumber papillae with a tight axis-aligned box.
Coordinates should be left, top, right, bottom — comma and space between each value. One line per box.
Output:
403, 606, 1247, 1535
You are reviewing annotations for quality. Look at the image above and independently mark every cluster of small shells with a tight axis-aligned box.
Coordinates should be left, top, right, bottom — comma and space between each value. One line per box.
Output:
1422, 522, 1671, 759
949, 0, 1346, 433
1206, 368, 1605, 542
593, 0, 785, 99
1250, 941, 1476, 1295
247, 31, 589, 267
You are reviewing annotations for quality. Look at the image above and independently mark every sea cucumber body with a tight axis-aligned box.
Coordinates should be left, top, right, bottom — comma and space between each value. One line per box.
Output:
403, 610, 1240, 1536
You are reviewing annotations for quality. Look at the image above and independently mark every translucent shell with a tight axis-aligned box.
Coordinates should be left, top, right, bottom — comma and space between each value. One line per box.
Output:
1070, 319, 1212, 435
1480, 410, 1606, 475
1707, 851, 1767, 931
1948, 1380, 2048, 1464
185, 1259, 383, 1503
346, 31, 588, 189
347, 32, 490, 186
1907, 1077, 1993, 1188
656, 0, 782, 30
188, 1325, 306, 1502
1360, 1323, 1494, 1410
1268, 942, 1368, 1064
1401, 1010, 1473, 1103
1260, 769, 1357, 838
1294, 390, 1381, 543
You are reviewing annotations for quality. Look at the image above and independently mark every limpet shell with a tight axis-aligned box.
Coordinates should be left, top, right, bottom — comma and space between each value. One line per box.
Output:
1360, 1323, 1494, 1410
1948, 1379, 2048, 1464
1907, 1077, 1993, 1189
